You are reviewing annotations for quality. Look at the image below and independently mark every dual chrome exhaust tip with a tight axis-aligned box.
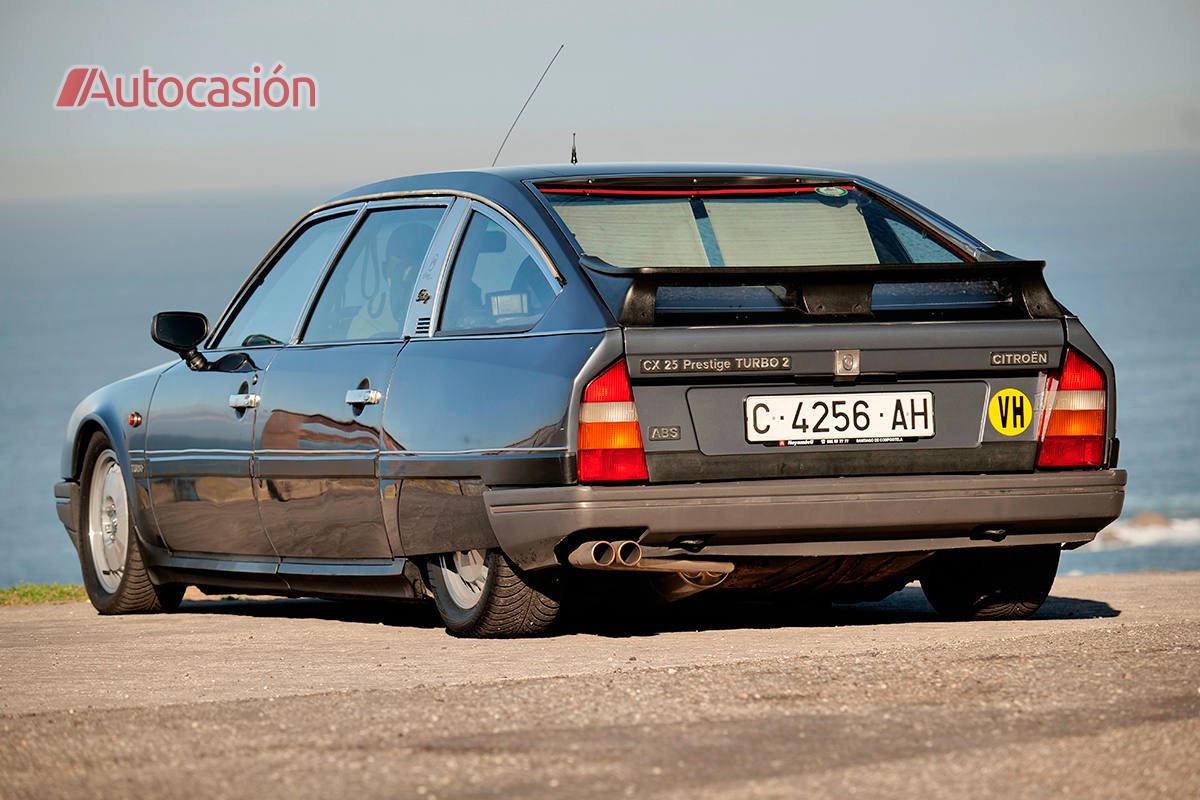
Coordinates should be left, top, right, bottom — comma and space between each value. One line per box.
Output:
566, 540, 733, 576
566, 539, 734, 601
568, 540, 644, 569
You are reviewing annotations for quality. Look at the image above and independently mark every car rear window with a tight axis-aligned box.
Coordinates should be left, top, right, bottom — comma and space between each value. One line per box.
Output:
539, 186, 964, 267
539, 183, 1017, 322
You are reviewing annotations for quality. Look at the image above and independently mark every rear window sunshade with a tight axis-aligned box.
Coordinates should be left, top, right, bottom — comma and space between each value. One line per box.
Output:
538, 183, 965, 268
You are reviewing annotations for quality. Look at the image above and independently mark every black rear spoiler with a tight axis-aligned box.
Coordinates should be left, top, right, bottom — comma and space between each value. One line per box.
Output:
578, 255, 1063, 326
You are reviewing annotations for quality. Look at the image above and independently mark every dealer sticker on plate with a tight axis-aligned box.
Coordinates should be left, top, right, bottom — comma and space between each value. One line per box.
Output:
745, 391, 934, 445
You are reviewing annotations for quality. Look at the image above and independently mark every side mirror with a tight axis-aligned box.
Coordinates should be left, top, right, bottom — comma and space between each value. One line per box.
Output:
151, 311, 210, 371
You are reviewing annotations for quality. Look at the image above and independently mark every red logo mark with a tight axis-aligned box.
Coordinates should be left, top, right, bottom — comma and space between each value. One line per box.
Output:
55, 67, 95, 107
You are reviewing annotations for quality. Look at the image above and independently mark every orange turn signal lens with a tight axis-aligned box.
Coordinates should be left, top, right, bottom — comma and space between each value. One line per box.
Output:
579, 420, 643, 451
1044, 409, 1105, 437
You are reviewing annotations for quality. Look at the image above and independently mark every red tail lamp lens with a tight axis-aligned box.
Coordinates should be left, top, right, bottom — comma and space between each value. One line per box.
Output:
1059, 349, 1105, 391
582, 361, 635, 403
578, 360, 647, 482
1037, 349, 1107, 468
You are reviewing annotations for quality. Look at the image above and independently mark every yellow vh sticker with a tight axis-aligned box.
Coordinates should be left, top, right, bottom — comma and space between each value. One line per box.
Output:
988, 388, 1032, 436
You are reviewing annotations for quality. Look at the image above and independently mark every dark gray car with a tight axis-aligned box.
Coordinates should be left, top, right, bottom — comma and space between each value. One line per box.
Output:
54, 164, 1125, 636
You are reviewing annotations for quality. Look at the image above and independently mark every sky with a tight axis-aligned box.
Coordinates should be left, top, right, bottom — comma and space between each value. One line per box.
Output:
1, 1, 1199, 585
1, 0, 1198, 200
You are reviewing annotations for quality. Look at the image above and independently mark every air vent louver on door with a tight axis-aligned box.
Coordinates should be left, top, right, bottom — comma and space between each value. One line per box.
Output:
415, 317, 431, 335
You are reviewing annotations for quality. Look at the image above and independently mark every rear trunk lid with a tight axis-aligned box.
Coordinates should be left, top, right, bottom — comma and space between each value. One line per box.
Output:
624, 316, 1064, 482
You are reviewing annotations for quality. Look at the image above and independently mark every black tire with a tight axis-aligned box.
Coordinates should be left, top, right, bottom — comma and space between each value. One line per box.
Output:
77, 433, 185, 614
919, 545, 1060, 621
425, 548, 561, 637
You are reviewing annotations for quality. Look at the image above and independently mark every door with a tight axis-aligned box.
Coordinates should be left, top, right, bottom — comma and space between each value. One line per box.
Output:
146, 210, 356, 555
253, 203, 448, 559
145, 356, 279, 556
386, 202, 567, 556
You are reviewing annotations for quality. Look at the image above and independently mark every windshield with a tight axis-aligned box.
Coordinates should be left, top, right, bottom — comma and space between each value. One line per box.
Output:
539, 185, 964, 267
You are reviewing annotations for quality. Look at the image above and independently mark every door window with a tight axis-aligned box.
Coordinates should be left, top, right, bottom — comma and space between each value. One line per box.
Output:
438, 212, 556, 334
304, 206, 444, 343
216, 213, 353, 348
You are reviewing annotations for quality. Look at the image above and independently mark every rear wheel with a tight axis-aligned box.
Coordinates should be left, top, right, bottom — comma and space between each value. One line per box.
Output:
78, 433, 184, 614
425, 548, 561, 637
920, 545, 1060, 621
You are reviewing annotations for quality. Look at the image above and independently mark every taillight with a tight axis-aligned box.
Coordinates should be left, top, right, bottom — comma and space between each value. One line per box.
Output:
578, 359, 648, 482
1036, 349, 1107, 468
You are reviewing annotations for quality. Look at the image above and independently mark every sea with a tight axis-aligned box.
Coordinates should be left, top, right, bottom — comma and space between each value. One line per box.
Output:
1, 151, 1197, 587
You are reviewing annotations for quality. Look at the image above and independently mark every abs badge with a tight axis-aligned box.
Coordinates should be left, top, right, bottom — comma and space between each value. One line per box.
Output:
988, 388, 1032, 436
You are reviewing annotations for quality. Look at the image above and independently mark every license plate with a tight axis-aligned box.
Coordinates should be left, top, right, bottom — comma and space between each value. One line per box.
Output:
745, 391, 934, 445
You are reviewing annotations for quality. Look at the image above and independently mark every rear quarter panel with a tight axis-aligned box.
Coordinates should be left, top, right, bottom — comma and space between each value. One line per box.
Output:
381, 330, 616, 555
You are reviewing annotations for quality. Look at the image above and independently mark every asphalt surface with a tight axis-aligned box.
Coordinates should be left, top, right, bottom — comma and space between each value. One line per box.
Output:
1, 572, 1197, 799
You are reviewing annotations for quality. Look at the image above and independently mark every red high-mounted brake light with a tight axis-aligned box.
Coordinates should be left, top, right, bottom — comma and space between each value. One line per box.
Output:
1036, 349, 1107, 468
539, 185, 857, 197
578, 360, 648, 482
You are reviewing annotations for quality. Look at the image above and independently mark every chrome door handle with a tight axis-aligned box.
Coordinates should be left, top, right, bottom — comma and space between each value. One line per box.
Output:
229, 393, 261, 409
344, 388, 382, 405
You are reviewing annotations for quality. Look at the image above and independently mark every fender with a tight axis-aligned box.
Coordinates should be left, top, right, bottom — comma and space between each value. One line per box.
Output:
59, 361, 174, 549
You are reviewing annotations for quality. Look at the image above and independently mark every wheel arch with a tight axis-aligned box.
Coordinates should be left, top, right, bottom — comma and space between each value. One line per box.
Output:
70, 417, 108, 481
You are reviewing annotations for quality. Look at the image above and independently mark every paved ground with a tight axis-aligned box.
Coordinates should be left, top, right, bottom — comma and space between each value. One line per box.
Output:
1, 572, 1197, 799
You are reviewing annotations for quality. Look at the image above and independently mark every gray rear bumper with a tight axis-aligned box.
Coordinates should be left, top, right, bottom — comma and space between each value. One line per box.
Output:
484, 471, 1127, 570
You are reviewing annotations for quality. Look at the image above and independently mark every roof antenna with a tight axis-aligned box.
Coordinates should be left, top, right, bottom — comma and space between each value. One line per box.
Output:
571, 132, 578, 164
491, 44, 565, 167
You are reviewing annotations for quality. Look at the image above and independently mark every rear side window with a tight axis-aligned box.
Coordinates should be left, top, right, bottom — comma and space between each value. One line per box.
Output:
304, 206, 444, 343
880, 217, 958, 263
217, 214, 353, 348
438, 212, 556, 334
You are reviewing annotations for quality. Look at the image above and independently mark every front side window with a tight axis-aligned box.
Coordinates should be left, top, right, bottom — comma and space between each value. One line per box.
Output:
303, 206, 445, 343
438, 212, 556, 334
540, 186, 965, 267
217, 213, 353, 348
